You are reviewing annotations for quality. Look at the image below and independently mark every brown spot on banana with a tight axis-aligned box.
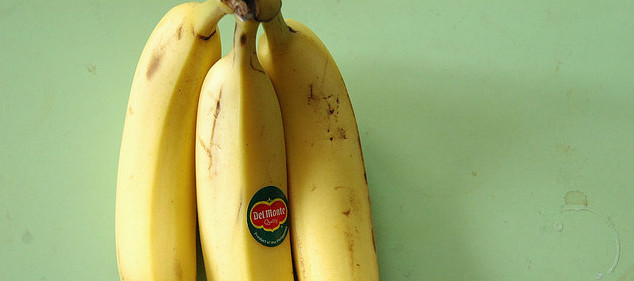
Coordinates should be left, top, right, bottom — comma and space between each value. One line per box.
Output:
327, 128, 348, 142
324, 94, 339, 118
307, 83, 317, 105
198, 135, 213, 166
213, 99, 221, 118
338, 128, 347, 139
236, 197, 243, 224
345, 229, 356, 273
196, 29, 217, 41
177, 25, 183, 40
212, 89, 223, 117
201, 92, 222, 174
342, 209, 351, 216
240, 33, 247, 45
146, 50, 163, 80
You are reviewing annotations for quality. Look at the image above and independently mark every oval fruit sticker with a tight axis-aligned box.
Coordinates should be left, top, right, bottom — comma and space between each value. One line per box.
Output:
247, 186, 290, 247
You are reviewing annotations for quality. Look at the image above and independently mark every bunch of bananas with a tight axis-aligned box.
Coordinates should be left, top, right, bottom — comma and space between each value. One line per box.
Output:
114, 0, 379, 280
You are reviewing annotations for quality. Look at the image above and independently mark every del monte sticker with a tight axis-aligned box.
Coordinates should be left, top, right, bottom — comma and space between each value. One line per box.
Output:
247, 185, 289, 247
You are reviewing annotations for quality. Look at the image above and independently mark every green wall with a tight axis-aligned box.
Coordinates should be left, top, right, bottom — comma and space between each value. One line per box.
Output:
1, 0, 633, 280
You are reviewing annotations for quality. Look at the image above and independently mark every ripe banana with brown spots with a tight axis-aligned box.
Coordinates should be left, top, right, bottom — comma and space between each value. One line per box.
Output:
115, 1, 230, 280
257, 6, 380, 281
194, 10, 294, 281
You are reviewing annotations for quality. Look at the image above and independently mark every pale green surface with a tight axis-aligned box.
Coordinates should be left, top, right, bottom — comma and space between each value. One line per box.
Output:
1, 0, 633, 280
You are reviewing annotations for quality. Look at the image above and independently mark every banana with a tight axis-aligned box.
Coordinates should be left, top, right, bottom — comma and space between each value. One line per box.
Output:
195, 13, 294, 281
115, 1, 230, 280
257, 9, 380, 281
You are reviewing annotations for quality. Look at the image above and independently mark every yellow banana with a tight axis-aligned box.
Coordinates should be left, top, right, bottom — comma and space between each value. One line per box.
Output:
115, 1, 230, 280
257, 10, 380, 281
195, 14, 294, 281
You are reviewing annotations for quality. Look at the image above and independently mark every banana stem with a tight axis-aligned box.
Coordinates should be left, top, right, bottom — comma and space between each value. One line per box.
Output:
193, 0, 233, 38
222, 0, 253, 20
252, 0, 281, 22
232, 16, 260, 62
221, 0, 280, 21
261, 12, 292, 47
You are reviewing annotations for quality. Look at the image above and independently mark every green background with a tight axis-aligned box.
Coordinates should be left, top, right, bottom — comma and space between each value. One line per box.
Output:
1, 0, 633, 280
